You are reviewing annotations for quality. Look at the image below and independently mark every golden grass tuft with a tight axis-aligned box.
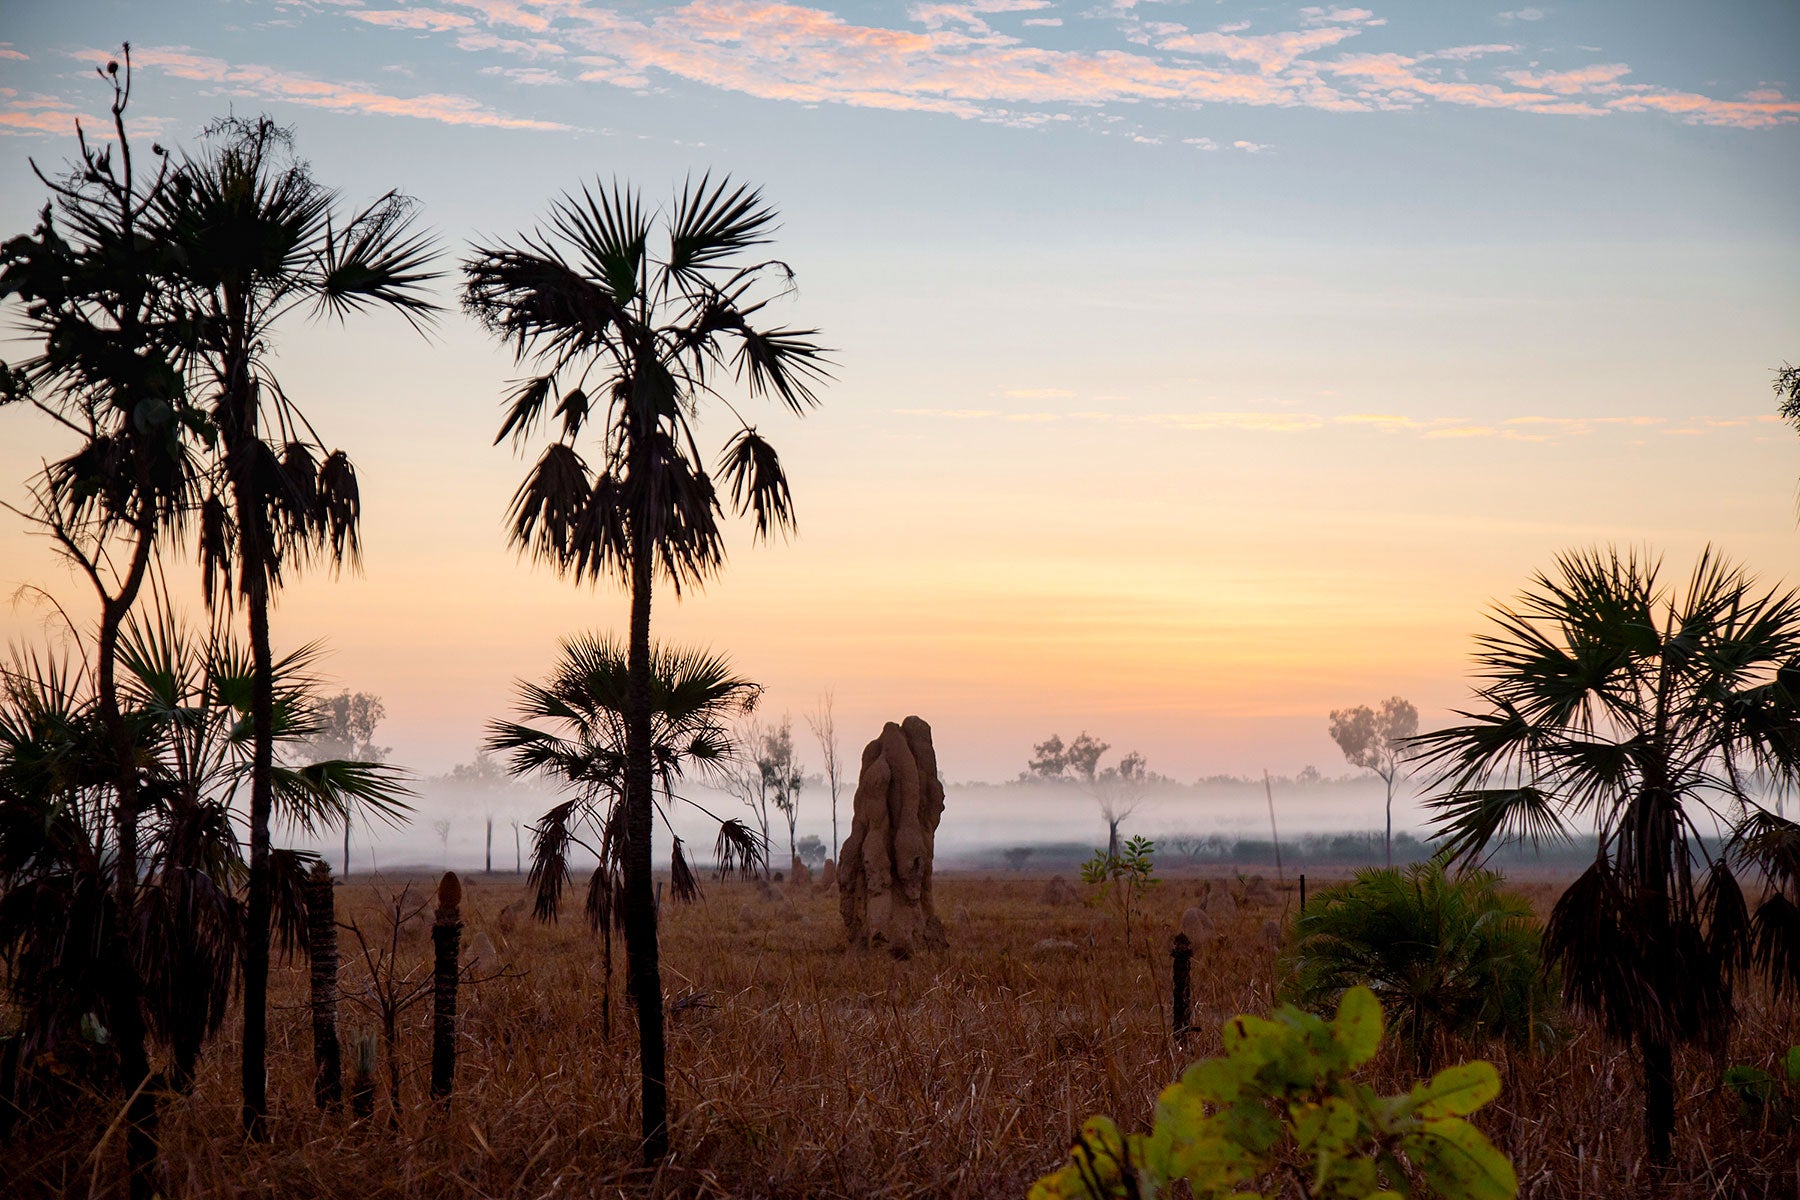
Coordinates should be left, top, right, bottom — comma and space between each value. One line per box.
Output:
9, 871, 1799, 1198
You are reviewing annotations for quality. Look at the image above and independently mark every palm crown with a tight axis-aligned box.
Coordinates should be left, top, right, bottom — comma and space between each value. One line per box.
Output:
462, 174, 829, 586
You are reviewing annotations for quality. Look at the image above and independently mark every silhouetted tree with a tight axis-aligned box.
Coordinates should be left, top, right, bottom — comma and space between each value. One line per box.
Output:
1414, 547, 1800, 1165
0, 50, 194, 1195
462, 175, 828, 1161
159, 113, 438, 1136
1328, 697, 1418, 866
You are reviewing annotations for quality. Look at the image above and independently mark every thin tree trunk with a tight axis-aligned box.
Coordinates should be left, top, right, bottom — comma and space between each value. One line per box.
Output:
1642, 1032, 1674, 1167
343, 817, 351, 880
306, 862, 342, 1109
240, 531, 275, 1139
98, 522, 160, 1200
623, 541, 669, 1162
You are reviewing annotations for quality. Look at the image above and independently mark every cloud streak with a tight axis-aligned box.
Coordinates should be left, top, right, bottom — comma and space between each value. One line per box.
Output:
110, 46, 571, 131
319, 1, 1799, 131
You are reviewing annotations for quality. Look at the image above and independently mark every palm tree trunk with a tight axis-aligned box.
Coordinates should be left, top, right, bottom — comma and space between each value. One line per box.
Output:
623, 541, 669, 1162
240, 534, 275, 1139
1642, 1031, 1674, 1167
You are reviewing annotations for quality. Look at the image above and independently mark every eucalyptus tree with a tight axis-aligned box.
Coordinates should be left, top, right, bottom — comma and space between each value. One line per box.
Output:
158, 114, 438, 1134
1413, 547, 1800, 1165
0, 49, 196, 1195
462, 176, 828, 1160
1328, 697, 1419, 866
487, 633, 763, 1034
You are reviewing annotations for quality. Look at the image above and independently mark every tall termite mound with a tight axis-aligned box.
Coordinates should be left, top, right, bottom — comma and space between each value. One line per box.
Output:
838, 716, 947, 955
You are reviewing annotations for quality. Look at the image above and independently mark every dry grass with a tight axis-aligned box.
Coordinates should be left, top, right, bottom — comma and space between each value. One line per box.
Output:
10, 870, 1800, 1198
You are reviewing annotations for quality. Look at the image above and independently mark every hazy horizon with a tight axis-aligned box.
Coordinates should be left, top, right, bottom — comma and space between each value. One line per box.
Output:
4, 1, 1798, 788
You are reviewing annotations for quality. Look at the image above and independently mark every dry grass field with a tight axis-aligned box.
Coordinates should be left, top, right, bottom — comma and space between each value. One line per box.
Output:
10, 869, 1800, 1199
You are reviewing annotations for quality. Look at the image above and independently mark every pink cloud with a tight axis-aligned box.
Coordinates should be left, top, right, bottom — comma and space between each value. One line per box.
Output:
350, 9, 478, 31
313, 0, 1800, 132
1503, 62, 1632, 95
0, 44, 29, 61
119, 46, 571, 130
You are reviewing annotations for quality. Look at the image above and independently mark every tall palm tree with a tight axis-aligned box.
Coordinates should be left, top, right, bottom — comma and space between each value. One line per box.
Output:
1413, 547, 1800, 1164
462, 176, 828, 1160
158, 115, 437, 1135
486, 633, 763, 1033
0, 50, 198, 1195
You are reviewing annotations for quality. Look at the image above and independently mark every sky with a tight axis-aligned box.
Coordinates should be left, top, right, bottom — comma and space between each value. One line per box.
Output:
2, 1, 1798, 825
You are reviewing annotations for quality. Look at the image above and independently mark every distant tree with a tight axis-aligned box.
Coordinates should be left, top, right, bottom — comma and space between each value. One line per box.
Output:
805, 691, 843, 859
433, 819, 452, 867
305, 691, 389, 762
761, 717, 805, 867
463, 176, 826, 1165
720, 716, 774, 877
1028, 731, 1148, 859
303, 690, 388, 876
1296, 764, 1323, 786
1413, 547, 1800, 1165
1002, 847, 1034, 871
1327, 697, 1419, 867
796, 834, 827, 866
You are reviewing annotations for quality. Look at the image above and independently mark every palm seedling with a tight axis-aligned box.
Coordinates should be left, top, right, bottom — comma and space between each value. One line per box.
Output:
1412, 547, 1800, 1164
486, 633, 764, 1038
1280, 861, 1556, 1069
463, 174, 828, 1160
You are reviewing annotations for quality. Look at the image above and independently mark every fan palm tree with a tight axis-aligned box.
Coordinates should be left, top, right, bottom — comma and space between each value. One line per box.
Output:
486, 633, 763, 1034
462, 175, 828, 1160
157, 114, 437, 1134
1413, 546, 1800, 1164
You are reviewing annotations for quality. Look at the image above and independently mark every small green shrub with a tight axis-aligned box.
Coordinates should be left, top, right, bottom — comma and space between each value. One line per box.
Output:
1281, 862, 1555, 1067
1029, 986, 1516, 1200
1723, 1045, 1800, 1129
1081, 836, 1160, 949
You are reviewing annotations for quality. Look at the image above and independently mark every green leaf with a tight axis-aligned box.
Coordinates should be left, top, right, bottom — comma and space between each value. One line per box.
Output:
1787, 1046, 1800, 1086
1333, 986, 1384, 1067
1403, 1118, 1518, 1200
1415, 1062, 1502, 1118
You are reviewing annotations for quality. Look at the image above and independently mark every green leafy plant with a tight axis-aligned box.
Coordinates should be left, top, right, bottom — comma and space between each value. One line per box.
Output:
1030, 986, 1516, 1200
1081, 835, 1159, 949
1722, 1045, 1800, 1129
1281, 863, 1557, 1069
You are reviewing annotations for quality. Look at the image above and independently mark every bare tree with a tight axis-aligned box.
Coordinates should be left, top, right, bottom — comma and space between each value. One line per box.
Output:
806, 691, 843, 860
1328, 696, 1419, 866
432, 819, 452, 868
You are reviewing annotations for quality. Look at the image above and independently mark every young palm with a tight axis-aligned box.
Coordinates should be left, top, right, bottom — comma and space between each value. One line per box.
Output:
1413, 546, 1800, 1164
463, 176, 828, 1160
158, 115, 438, 1134
486, 633, 763, 1033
